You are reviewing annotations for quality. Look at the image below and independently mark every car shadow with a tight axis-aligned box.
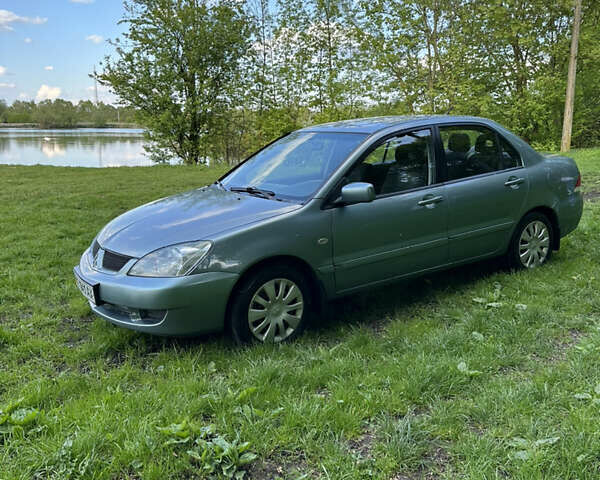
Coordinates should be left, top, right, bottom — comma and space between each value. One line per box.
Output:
123, 257, 509, 355
316, 257, 507, 335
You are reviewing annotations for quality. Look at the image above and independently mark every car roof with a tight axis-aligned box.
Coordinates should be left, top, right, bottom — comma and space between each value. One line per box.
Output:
298, 115, 494, 135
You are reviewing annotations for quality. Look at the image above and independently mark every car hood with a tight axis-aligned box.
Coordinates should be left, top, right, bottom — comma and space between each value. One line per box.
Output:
97, 185, 301, 258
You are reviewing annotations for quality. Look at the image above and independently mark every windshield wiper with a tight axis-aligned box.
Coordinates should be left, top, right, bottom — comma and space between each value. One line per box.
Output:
229, 186, 276, 199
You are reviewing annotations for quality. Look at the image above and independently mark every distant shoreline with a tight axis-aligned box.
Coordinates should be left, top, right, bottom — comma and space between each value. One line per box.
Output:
0, 122, 142, 129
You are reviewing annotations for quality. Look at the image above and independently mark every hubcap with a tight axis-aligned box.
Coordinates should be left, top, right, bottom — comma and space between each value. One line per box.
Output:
248, 278, 304, 343
519, 220, 550, 268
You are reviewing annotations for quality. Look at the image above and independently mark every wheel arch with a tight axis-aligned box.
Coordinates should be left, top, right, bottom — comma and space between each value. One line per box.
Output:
519, 206, 561, 250
224, 255, 326, 329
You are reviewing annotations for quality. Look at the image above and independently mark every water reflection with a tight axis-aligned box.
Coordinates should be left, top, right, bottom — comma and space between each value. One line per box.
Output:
0, 128, 157, 167
41, 141, 66, 159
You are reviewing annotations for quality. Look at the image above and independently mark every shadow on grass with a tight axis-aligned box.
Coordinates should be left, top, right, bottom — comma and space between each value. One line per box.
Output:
318, 257, 507, 335
97, 257, 508, 357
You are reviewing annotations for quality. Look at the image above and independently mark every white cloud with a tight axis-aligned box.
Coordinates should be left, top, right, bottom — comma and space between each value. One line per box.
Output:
24, 37, 32, 43
0, 82, 16, 88
77, 84, 116, 104
18, 92, 28, 100
44, 65, 54, 71
36, 84, 61, 101
0, 65, 5, 76
70, 0, 95, 3
85, 84, 109, 93
0, 9, 47, 32
85, 34, 103, 44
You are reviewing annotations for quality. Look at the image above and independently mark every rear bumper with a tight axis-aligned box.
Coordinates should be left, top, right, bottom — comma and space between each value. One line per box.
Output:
75, 250, 239, 336
558, 191, 583, 238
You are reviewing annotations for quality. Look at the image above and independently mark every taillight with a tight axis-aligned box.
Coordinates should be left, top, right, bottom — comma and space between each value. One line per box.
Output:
575, 173, 581, 190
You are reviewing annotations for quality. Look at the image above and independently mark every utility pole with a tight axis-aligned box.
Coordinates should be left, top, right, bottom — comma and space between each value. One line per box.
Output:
93, 65, 99, 105
560, 0, 582, 152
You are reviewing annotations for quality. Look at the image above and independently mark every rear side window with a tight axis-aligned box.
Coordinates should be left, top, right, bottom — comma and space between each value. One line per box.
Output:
439, 125, 520, 181
499, 136, 522, 169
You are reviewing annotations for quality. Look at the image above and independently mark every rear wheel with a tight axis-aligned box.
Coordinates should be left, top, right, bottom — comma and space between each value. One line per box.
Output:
228, 264, 313, 344
507, 212, 553, 269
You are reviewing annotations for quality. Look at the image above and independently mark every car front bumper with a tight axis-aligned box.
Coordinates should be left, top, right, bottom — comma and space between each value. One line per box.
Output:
74, 249, 239, 336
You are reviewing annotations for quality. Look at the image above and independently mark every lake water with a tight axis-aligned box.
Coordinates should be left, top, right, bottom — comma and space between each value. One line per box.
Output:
0, 128, 155, 167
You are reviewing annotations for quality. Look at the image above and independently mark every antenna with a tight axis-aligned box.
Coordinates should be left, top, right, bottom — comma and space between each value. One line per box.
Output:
93, 65, 99, 104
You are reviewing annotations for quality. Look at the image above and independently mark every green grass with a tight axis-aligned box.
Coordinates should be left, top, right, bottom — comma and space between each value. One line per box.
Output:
1, 149, 599, 479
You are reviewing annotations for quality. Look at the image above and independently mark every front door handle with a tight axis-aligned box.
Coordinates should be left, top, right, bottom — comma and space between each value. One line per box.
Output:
504, 176, 525, 188
418, 195, 444, 207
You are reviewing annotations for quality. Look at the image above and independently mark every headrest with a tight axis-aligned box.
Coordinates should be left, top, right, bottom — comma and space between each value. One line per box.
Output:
448, 133, 470, 153
395, 142, 421, 164
475, 133, 497, 154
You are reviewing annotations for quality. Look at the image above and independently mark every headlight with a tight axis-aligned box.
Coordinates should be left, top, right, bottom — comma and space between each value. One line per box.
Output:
128, 241, 212, 277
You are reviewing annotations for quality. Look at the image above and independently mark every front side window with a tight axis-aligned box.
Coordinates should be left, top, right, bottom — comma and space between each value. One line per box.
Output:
345, 129, 434, 196
222, 131, 367, 202
440, 125, 521, 180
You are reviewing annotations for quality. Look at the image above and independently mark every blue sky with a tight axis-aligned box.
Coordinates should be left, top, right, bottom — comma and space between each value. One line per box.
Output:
0, 1, 127, 105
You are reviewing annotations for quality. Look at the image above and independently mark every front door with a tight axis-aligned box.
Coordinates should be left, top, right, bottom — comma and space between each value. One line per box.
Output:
330, 128, 449, 293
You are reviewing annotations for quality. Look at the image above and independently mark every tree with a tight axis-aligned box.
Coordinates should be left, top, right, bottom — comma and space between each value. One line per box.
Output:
98, 0, 250, 164
561, 0, 583, 152
4, 100, 35, 123
33, 99, 77, 128
0, 99, 7, 122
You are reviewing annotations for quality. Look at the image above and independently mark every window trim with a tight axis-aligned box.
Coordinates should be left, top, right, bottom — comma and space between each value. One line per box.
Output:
435, 122, 524, 184
322, 126, 441, 208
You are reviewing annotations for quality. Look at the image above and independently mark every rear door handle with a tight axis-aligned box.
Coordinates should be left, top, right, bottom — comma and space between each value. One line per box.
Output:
418, 195, 444, 207
504, 176, 525, 187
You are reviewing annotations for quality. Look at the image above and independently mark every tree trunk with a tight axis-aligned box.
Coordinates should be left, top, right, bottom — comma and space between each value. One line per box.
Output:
560, 0, 582, 152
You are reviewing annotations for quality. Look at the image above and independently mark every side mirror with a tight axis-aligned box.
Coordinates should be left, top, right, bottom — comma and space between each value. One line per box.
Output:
339, 182, 375, 205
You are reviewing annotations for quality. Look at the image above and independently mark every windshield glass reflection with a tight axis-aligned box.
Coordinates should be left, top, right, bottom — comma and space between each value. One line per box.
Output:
222, 131, 367, 202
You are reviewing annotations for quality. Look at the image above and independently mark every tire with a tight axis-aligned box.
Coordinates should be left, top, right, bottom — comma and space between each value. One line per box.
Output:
228, 263, 313, 344
507, 212, 554, 269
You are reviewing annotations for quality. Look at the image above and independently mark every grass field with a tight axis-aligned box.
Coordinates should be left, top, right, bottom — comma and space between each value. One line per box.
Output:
1, 149, 599, 479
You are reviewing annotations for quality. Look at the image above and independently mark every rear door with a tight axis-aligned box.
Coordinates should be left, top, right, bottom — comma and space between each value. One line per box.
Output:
330, 128, 448, 293
439, 124, 529, 262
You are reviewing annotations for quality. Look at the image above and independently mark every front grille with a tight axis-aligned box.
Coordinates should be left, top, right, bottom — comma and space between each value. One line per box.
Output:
91, 240, 100, 257
102, 249, 134, 272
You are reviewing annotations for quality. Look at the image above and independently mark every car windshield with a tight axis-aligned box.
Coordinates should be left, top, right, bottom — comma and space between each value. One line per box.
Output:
221, 131, 368, 202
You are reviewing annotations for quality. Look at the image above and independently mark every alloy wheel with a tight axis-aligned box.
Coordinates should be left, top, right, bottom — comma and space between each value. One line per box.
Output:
247, 278, 304, 342
519, 220, 550, 268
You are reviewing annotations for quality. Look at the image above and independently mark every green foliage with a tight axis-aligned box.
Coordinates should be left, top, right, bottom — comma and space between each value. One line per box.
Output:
0, 99, 137, 127
1, 151, 600, 477
98, 0, 250, 164
179, 0, 600, 161
34, 99, 77, 128
187, 435, 258, 479
0, 398, 42, 439
354, 0, 589, 148
156, 421, 258, 478
3, 0, 600, 156
3, 100, 36, 124
0, 99, 7, 122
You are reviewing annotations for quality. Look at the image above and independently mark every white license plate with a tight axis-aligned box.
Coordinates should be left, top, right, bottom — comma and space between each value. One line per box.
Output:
75, 271, 98, 305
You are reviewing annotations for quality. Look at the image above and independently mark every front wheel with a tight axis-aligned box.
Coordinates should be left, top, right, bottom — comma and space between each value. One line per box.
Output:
507, 212, 554, 269
228, 264, 313, 344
